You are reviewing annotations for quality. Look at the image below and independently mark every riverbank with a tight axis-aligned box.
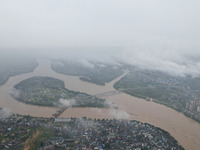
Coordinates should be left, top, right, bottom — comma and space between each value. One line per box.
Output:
0, 59, 200, 149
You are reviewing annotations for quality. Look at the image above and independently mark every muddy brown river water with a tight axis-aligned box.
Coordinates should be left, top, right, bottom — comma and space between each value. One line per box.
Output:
0, 59, 200, 150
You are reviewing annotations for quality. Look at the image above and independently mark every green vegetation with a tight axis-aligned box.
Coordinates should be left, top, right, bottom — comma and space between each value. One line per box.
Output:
51, 60, 124, 85
0, 56, 38, 85
27, 127, 55, 150
0, 125, 35, 149
0, 116, 40, 150
12, 76, 106, 108
13, 76, 76, 106
0, 115, 55, 150
114, 69, 200, 122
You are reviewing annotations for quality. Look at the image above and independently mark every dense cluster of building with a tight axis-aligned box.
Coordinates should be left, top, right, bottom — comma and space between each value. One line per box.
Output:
41, 118, 183, 150
148, 73, 200, 122
0, 114, 183, 150
116, 70, 200, 122
0, 115, 41, 150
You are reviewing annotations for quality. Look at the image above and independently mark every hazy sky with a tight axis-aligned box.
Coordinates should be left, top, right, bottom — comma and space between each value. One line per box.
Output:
1, 0, 200, 76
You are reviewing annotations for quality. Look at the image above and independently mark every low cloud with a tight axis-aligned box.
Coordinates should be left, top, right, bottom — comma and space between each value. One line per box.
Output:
79, 118, 95, 128
9, 88, 21, 99
116, 47, 200, 77
78, 59, 95, 69
0, 108, 12, 119
51, 47, 200, 78
1, 0, 200, 77
58, 98, 76, 108
108, 109, 130, 120
104, 101, 117, 109
91, 108, 130, 120
91, 108, 103, 115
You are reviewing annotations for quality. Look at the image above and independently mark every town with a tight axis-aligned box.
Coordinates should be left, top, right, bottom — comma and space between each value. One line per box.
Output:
0, 113, 183, 150
114, 69, 200, 122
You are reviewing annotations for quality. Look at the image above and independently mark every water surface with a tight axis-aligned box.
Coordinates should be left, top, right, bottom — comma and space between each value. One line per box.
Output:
0, 59, 200, 150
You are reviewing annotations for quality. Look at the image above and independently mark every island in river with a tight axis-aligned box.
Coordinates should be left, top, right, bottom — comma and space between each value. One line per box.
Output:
1, 59, 200, 150
52, 59, 200, 123
11, 76, 109, 108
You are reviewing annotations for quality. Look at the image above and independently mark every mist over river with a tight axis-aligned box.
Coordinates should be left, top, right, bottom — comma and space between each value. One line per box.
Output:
0, 59, 200, 150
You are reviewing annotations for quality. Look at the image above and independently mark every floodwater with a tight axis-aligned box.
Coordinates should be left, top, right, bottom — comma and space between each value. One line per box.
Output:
0, 59, 200, 150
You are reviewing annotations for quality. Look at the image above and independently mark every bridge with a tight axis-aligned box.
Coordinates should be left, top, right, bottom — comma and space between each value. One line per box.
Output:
93, 87, 155, 97
53, 87, 155, 118
94, 90, 121, 97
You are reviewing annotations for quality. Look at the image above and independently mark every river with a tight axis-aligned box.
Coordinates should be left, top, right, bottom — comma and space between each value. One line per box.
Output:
0, 59, 200, 150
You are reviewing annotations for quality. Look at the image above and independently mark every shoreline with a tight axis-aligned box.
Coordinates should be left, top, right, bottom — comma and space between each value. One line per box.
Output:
1, 59, 200, 149
118, 90, 200, 124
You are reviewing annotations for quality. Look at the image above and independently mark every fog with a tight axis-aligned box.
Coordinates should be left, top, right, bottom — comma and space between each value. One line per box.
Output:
0, 108, 11, 119
58, 98, 76, 108
1, 0, 200, 76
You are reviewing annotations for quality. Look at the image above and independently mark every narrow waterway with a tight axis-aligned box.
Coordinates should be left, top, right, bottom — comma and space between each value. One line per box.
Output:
0, 59, 200, 150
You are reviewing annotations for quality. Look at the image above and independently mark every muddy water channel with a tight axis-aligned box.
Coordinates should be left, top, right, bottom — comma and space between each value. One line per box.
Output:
0, 59, 200, 150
